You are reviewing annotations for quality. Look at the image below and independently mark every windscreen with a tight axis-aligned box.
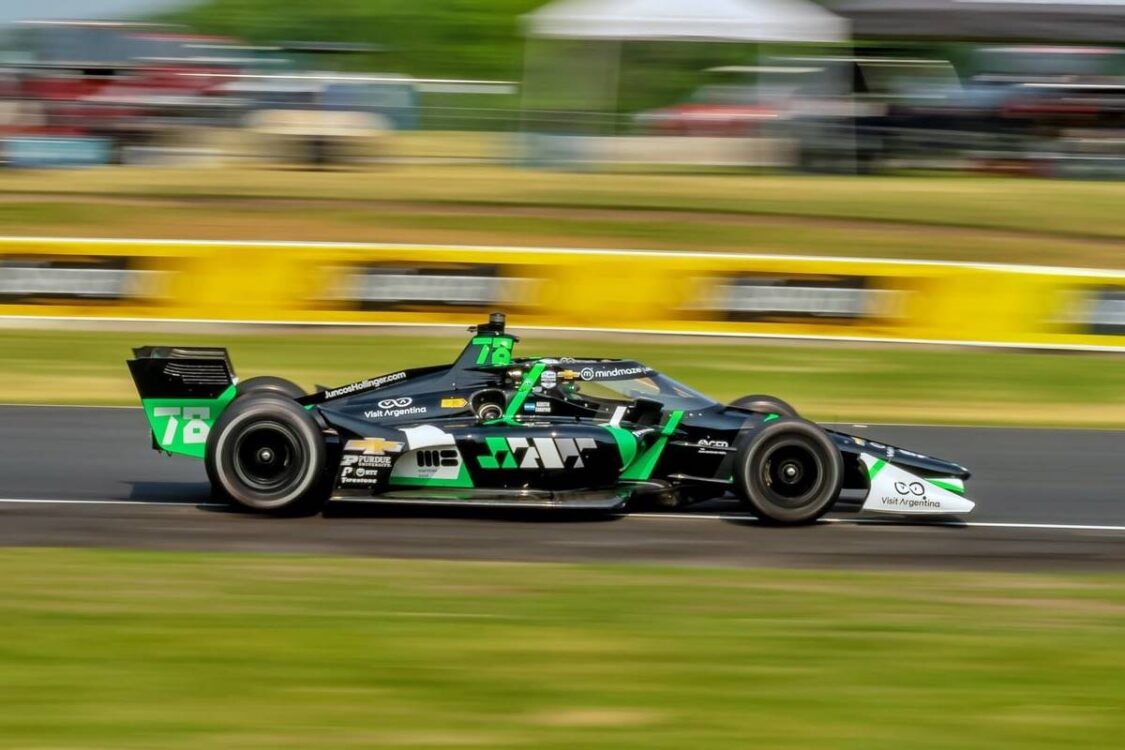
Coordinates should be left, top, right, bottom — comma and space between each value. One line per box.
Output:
563, 371, 717, 412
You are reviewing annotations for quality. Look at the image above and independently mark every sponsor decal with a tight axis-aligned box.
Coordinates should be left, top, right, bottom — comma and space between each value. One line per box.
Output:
540, 370, 558, 390
0, 256, 160, 303
1062, 287, 1125, 336
343, 438, 405, 456
697, 274, 903, 323
341, 454, 393, 469
894, 480, 926, 496
339, 465, 383, 487
878, 489, 942, 510
323, 263, 531, 311
696, 438, 730, 455
323, 371, 407, 399
364, 405, 428, 419
478, 436, 598, 470
388, 448, 464, 481
377, 397, 413, 409
521, 401, 552, 414
876, 473, 942, 510
697, 439, 729, 448
578, 365, 648, 381
416, 449, 460, 469
440, 397, 468, 409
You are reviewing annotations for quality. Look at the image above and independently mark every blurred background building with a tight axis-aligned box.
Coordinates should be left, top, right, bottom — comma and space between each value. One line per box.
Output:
0, 0, 1121, 174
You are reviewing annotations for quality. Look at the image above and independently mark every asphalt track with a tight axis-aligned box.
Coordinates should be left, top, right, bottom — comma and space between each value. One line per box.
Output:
0, 405, 1123, 571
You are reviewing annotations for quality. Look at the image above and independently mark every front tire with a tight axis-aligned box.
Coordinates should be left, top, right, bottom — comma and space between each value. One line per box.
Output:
734, 418, 842, 524
205, 394, 329, 514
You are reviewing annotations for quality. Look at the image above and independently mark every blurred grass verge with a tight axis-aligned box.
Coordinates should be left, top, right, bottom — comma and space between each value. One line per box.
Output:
2, 329, 1123, 426
0, 548, 1123, 749
4, 164, 1124, 240
2, 164, 1123, 267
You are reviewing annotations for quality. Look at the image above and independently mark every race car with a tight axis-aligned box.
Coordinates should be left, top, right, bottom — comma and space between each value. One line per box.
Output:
126, 313, 974, 524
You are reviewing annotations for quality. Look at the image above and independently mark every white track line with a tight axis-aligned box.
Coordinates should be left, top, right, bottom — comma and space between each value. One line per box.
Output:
0, 497, 1122, 532
620, 512, 1125, 532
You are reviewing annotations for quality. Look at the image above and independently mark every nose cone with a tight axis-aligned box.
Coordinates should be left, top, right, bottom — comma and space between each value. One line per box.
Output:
859, 453, 976, 516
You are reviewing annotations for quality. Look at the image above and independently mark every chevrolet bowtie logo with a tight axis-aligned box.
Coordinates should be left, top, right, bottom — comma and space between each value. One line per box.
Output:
345, 438, 405, 455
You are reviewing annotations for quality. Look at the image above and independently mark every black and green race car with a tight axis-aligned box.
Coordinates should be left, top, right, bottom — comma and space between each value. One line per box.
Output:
127, 313, 975, 524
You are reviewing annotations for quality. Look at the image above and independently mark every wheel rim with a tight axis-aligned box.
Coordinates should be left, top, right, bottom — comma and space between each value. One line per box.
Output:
232, 421, 304, 493
759, 440, 824, 509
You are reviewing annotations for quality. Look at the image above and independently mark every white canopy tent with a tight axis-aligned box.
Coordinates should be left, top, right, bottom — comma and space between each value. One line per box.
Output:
520, 0, 851, 167
525, 0, 849, 44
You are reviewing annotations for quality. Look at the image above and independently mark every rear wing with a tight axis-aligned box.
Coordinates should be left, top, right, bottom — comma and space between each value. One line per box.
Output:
126, 347, 238, 459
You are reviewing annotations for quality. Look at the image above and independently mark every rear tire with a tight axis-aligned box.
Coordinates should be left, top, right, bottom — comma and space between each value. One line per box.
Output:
734, 418, 842, 525
729, 394, 798, 417
236, 376, 305, 400
205, 394, 329, 514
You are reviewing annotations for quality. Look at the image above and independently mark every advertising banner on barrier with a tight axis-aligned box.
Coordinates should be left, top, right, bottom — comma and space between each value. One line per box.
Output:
1, 237, 1123, 351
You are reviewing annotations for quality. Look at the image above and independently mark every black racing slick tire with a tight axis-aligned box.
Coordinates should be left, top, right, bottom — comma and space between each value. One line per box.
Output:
236, 376, 305, 400
734, 418, 842, 525
205, 394, 329, 515
729, 394, 798, 418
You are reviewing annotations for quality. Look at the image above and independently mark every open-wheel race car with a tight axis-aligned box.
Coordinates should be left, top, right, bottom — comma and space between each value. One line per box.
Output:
127, 314, 974, 524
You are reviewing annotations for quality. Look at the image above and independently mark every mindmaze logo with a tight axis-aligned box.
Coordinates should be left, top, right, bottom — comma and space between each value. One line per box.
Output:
579, 365, 647, 381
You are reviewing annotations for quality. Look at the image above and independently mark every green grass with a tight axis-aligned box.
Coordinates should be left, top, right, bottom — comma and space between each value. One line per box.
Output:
4, 165, 1125, 240
3, 165, 1123, 268
5, 198, 1122, 267
3, 329, 1124, 425
0, 548, 1123, 749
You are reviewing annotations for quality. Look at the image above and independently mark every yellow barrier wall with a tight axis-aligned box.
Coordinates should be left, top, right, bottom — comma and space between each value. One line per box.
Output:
1, 238, 1122, 350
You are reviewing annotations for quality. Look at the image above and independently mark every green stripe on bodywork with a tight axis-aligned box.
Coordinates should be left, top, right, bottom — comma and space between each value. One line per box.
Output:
478, 436, 517, 470
866, 459, 887, 479
763, 413, 780, 422
620, 410, 683, 482
141, 384, 238, 459
929, 478, 965, 495
503, 362, 546, 421
599, 424, 638, 469
389, 461, 474, 489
